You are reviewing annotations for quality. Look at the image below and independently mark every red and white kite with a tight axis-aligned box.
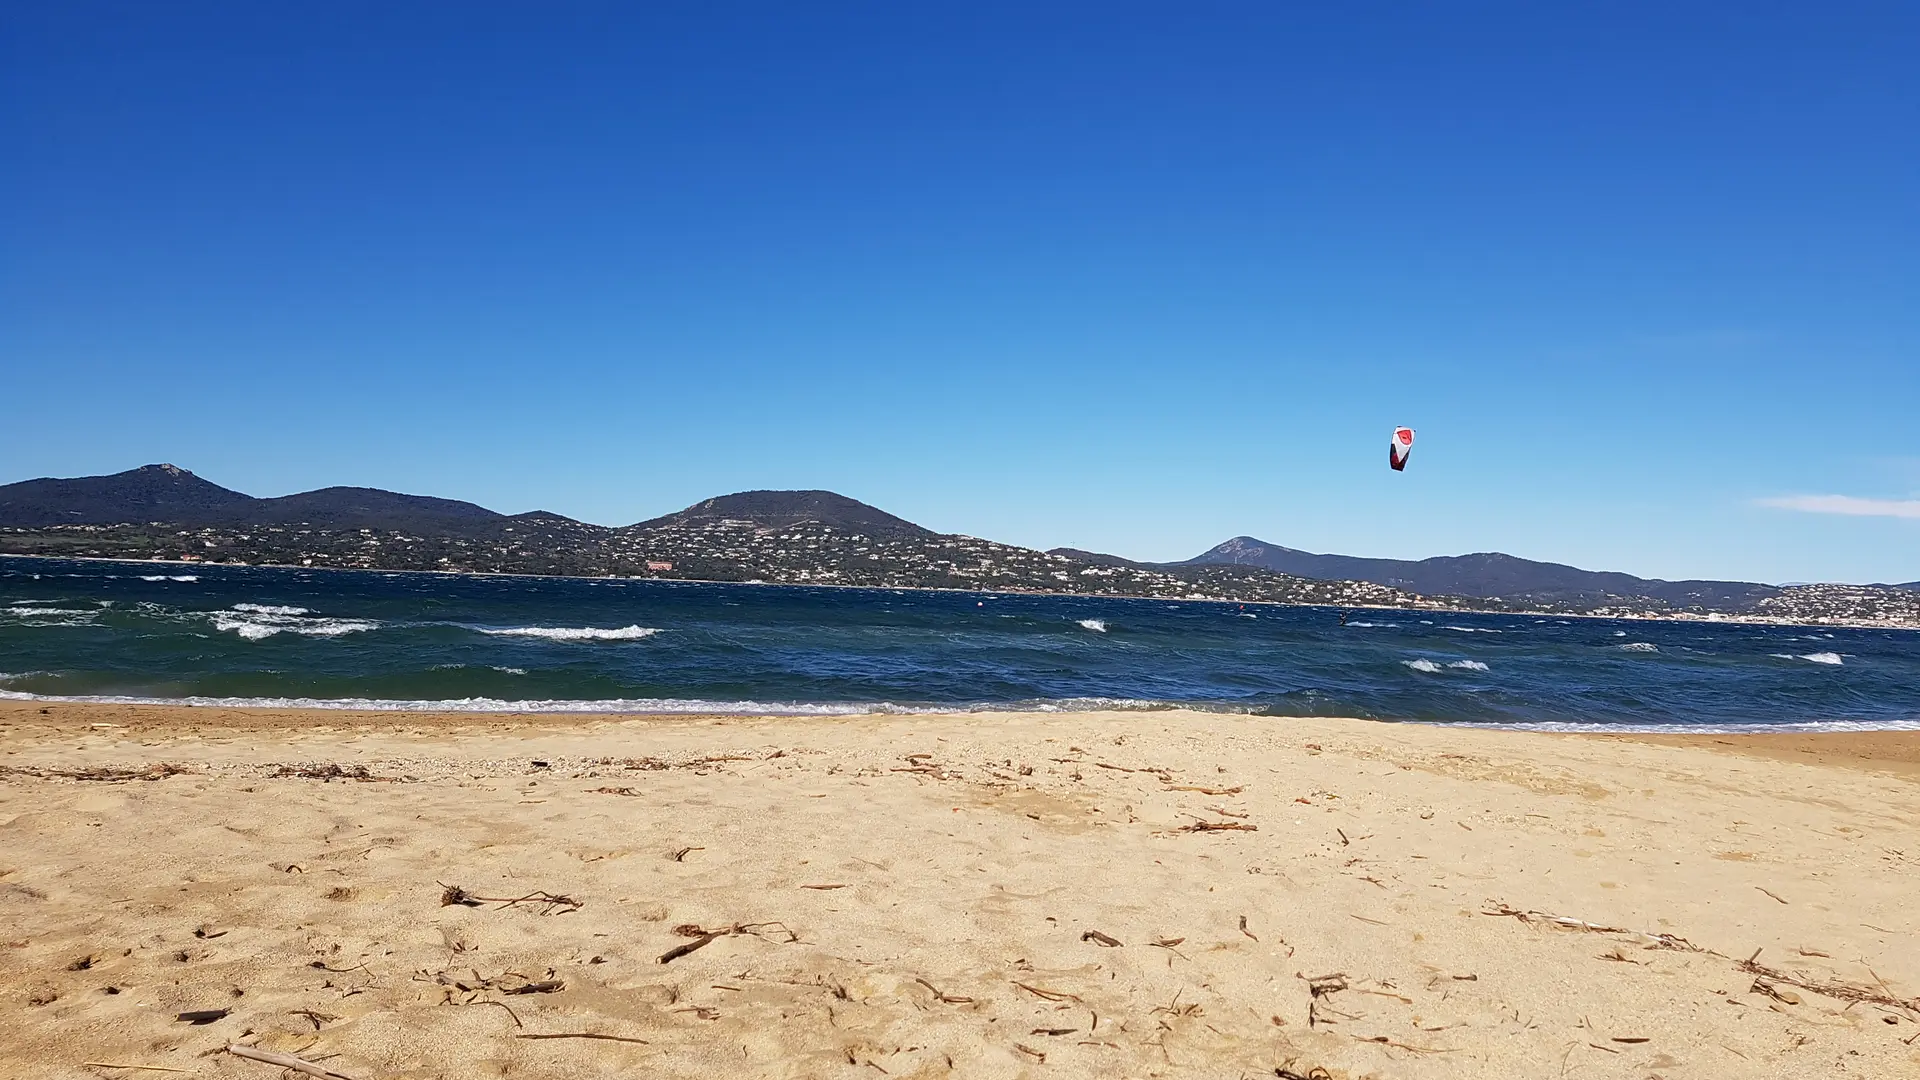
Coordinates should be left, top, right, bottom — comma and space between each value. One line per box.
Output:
1389, 427, 1414, 471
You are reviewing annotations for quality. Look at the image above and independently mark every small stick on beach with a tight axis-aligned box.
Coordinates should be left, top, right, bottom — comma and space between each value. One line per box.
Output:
914, 977, 975, 1004
1165, 784, 1243, 795
1014, 981, 1083, 1003
225, 1044, 359, 1080
659, 934, 719, 964
516, 1033, 650, 1044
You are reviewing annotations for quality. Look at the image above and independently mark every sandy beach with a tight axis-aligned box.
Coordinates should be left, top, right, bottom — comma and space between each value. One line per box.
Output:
2, 701, 1915, 1079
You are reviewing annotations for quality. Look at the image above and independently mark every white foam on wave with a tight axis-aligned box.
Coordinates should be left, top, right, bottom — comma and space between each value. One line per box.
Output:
1076, 619, 1108, 633
210, 612, 380, 640
1619, 642, 1658, 653
1403, 659, 1443, 673
1346, 621, 1397, 628
1443, 625, 1501, 633
0, 688, 933, 714
493, 666, 528, 676
0, 688, 1221, 716
1613, 630, 1628, 637
478, 625, 662, 642
1771, 651, 1844, 665
139, 574, 199, 582
1447, 660, 1490, 671
6, 606, 94, 616
233, 603, 310, 616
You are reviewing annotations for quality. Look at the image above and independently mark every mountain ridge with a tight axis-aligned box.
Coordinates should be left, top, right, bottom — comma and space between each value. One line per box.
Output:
628, 489, 933, 537
1170, 535, 1782, 607
2, 465, 1913, 625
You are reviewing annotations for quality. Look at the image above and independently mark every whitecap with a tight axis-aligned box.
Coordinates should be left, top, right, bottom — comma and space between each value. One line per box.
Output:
140, 574, 199, 582
1613, 630, 1627, 637
232, 603, 311, 616
492, 666, 528, 676
210, 612, 379, 640
1402, 659, 1443, 673
1443, 625, 1501, 633
1797, 652, 1844, 665
478, 625, 661, 642
1619, 643, 1658, 653
1447, 660, 1490, 671
1077, 619, 1108, 633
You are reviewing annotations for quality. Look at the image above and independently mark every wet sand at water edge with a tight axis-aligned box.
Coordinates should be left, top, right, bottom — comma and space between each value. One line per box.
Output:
2, 700, 1916, 1079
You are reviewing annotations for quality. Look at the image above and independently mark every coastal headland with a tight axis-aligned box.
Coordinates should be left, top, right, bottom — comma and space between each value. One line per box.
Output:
2, 703, 1915, 1078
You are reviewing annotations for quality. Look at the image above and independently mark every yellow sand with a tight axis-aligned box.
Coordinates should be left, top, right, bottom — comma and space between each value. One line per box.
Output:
2, 703, 1916, 1079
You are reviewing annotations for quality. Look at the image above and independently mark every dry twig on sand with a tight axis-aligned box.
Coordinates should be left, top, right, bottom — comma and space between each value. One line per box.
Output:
1, 763, 188, 782
436, 883, 581, 914
658, 934, 718, 964
914, 977, 975, 1004
516, 1033, 649, 1044
270, 763, 394, 782
1739, 951, 1920, 1017
224, 1044, 358, 1080
1481, 902, 1701, 952
1081, 930, 1122, 947
657, 921, 798, 964
1179, 820, 1257, 833
1014, 982, 1083, 1003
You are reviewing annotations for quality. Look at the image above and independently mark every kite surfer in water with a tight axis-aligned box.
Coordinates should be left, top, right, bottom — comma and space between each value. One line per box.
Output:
1339, 609, 1350, 626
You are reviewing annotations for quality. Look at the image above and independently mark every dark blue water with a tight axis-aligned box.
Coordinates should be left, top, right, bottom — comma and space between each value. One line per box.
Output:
3, 556, 1916, 731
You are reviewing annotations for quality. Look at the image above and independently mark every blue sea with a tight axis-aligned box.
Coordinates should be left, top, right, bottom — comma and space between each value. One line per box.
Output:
3, 556, 1917, 732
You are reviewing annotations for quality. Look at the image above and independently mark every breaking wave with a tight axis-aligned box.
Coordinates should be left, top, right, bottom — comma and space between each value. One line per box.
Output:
232, 603, 311, 616
1781, 645, 1843, 664
1447, 660, 1490, 671
139, 575, 199, 582
1077, 619, 1108, 633
477, 625, 662, 642
1403, 659, 1443, 673
210, 610, 380, 640
1619, 642, 1658, 653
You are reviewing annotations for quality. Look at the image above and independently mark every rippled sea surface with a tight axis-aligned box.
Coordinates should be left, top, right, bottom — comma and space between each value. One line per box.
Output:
3, 556, 1917, 732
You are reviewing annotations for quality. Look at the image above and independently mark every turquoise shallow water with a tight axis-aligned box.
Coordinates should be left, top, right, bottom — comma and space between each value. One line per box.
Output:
3, 556, 1917, 731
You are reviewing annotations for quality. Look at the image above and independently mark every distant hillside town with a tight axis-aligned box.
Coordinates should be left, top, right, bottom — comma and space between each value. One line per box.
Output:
3, 465, 1916, 627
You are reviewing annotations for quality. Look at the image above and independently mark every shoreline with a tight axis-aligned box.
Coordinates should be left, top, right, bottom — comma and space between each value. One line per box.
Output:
5, 694, 1920, 739
7, 549, 1916, 633
2, 704, 1915, 1077
8, 699, 1920, 768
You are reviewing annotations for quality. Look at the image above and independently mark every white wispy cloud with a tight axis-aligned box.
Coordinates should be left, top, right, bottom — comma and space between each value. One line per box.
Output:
1758, 494, 1920, 519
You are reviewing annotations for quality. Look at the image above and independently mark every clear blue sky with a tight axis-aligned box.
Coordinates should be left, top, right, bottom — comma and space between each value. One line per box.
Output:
4, 3, 1915, 584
